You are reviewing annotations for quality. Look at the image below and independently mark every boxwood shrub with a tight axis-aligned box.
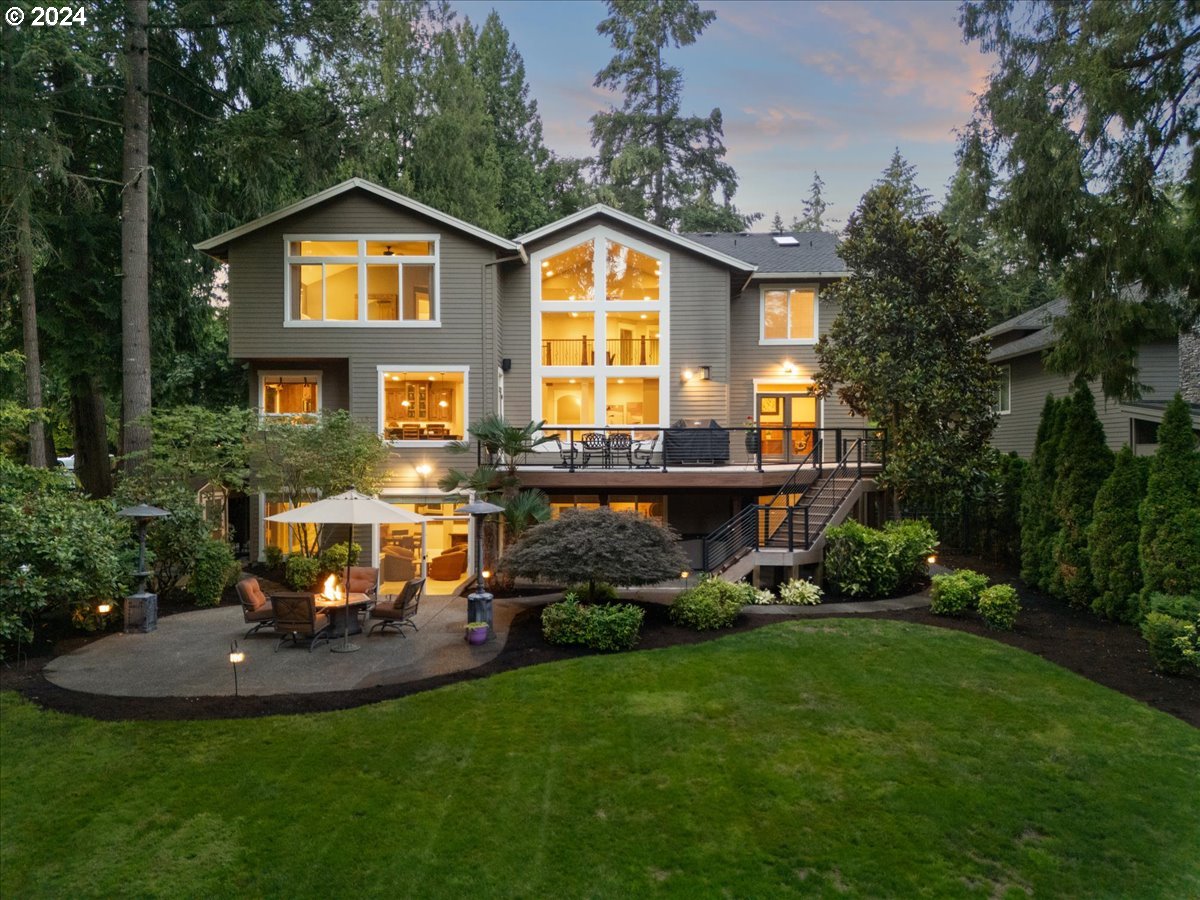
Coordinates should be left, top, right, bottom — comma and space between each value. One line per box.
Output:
670, 577, 748, 630
285, 555, 322, 591
930, 570, 989, 616
1140, 594, 1200, 675
542, 595, 644, 651
977, 584, 1020, 630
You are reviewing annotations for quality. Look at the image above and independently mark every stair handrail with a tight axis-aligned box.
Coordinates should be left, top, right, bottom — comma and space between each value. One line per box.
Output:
700, 502, 762, 572
766, 437, 824, 507
793, 438, 863, 548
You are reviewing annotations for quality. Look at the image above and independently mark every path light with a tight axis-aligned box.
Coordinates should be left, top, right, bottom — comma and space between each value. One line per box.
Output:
681, 570, 691, 588
97, 602, 112, 616
229, 641, 244, 697
927, 554, 938, 565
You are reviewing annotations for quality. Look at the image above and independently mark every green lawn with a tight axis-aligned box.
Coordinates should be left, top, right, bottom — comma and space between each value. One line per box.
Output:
2, 619, 1197, 899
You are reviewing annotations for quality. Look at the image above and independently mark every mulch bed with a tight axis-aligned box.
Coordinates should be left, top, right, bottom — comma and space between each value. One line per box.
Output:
3, 556, 1197, 727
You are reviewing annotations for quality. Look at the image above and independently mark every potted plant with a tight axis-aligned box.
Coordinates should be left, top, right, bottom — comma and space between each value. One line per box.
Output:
465, 621, 489, 645
744, 416, 759, 455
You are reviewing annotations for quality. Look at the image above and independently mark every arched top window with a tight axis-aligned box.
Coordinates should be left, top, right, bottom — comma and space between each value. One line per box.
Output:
536, 228, 666, 306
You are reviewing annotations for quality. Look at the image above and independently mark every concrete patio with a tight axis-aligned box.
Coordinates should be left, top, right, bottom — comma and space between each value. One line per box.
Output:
42, 590, 554, 699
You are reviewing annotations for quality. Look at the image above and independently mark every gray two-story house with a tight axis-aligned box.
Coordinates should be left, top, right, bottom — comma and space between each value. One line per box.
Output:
197, 178, 880, 589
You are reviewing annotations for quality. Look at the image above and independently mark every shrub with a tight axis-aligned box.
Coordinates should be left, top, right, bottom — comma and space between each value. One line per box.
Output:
930, 572, 983, 616
978, 584, 1020, 630
541, 594, 644, 651
670, 577, 744, 630
883, 519, 938, 591
264, 545, 284, 569
285, 555, 322, 591
319, 541, 363, 577
1088, 448, 1149, 622
778, 579, 822, 605
189, 540, 238, 607
1139, 395, 1200, 608
1139, 594, 1200, 675
140, 490, 210, 597
569, 581, 618, 603
824, 519, 937, 599
747, 587, 778, 605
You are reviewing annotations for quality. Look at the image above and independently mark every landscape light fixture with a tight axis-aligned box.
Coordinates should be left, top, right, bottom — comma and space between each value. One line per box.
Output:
229, 641, 244, 696
97, 602, 112, 616
927, 554, 938, 565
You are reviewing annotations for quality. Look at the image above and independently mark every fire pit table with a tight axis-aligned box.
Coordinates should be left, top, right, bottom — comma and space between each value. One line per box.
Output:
315, 593, 375, 636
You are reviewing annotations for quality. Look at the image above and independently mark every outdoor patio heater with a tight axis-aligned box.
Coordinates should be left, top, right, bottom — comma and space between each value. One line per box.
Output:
116, 503, 171, 633
455, 499, 505, 639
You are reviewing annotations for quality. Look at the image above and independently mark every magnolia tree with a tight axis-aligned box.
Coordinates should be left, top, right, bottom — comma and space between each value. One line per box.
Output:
500, 507, 688, 600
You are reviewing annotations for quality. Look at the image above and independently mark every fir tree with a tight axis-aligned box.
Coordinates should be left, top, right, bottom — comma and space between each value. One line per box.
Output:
1088, 447, 1149, 622
876, 148, 931, 218
770, 211, 785, 233
590, 0, 743, 229
1138, 394, 1200, 605
792, 171, 828, 231
1050, 383, 1113, 606
1020, 395, 1066, 591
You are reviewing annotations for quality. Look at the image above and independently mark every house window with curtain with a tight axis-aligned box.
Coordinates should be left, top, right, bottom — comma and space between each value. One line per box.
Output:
285, 237, 438, 324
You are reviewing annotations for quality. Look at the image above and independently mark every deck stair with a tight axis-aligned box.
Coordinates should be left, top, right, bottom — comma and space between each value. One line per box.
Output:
700, 438, 878, 576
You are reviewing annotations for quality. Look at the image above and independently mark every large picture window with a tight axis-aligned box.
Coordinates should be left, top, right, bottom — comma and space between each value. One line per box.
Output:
286, 236, 437, 325
380, 368, 467, 442
760, 286, 817, 344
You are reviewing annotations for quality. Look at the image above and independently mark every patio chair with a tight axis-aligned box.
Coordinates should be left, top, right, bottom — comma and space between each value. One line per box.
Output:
346, 566, 379, 601
551, 435, 577, 468
368, 577, 426, 636
235, 577, 275, 638
271, 592, 332, 652
607, 432, 634, 467
633, 435, 657, 468
580, 432, 608, 467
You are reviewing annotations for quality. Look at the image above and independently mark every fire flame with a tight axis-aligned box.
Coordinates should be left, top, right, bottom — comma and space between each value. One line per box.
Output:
320, 574, 344, 602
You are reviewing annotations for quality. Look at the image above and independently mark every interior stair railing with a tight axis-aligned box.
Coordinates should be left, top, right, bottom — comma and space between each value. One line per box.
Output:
700, 437, 867, 573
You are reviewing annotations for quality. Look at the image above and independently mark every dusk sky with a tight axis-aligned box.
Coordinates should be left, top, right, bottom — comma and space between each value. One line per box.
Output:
456, 0, 995, 229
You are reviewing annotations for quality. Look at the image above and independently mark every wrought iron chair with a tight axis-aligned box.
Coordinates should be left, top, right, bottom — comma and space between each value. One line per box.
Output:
581, 432, 608, 467
271, 592, 332, 652
552, 436, 578, 468
607, 432, 635, 467
368, 578, 426, 637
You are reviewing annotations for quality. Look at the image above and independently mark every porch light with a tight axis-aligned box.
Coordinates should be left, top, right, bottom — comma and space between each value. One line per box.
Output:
699, 366, 711, 381
415, 464, 432, 478
682, 368, 694, 382
482, 569, 492, 581
782, 361, 796, 375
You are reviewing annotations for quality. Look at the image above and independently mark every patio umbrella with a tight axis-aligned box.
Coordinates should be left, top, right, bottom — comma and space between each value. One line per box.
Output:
266, 489, 426, 653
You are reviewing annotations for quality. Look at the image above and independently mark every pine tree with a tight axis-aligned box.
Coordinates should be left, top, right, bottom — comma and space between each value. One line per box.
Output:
590, 0, 742, 229
1088, 447, 1149, 622
1138, 394, 1200, 605
876, 148, 931, 218
1050, 383, 1113, 606
770, 212, 785, 233
792, 171, 828, 231
1020, 395, 1066, 591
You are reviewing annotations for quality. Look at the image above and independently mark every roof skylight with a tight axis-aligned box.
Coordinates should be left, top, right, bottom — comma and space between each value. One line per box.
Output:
772, 235, 799, 246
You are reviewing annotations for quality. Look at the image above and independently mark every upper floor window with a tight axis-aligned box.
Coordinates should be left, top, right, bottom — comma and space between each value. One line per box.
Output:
260, 372, 321, 422
760, 285, 817, 344
285, 236, 438, 325
539, 237, 663, 304
995, 365, 1011, 415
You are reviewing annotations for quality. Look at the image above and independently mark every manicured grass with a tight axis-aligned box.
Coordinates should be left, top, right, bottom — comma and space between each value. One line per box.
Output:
2, 619, 1198, 898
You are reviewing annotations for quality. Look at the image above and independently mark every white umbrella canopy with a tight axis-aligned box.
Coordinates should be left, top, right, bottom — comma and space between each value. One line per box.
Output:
265, 489, 427, 653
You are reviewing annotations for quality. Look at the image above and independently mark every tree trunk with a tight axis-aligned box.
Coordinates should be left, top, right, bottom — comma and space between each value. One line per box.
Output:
120, 0, 152, 469
17, 194, 48, 468
70, 373, 113, 498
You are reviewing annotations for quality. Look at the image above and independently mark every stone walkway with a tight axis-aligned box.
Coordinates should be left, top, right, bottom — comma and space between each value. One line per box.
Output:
42, 588, 932, 699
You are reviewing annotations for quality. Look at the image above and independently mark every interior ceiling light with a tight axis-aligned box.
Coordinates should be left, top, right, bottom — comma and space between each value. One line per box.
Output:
545, 269, 555, 277
639, 314, 647, 319
438, 400, 448, 408
541, 261, 549, 267
383, 245, 395, 256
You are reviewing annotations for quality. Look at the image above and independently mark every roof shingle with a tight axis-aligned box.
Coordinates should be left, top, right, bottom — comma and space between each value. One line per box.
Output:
682, 231, 846, 275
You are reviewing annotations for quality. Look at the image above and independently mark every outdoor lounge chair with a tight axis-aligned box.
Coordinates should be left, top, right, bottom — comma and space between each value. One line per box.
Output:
235, 577, 275, 638
346, 566, 379, 601
368, 578, 425, 636
271, 592, 332, 652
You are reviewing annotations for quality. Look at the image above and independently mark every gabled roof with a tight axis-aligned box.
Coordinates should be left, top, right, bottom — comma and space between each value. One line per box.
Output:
516, 205, 757, 274
985, 298, 1067, 363
194, 178, 523, 260
682, 231, 847, 277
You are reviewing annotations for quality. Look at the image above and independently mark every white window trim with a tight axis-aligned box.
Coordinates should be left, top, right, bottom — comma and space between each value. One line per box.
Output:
376, 364, 470, 448
530, 225, 670, 429
995, 364, 1011, 415
258, 370, 322, 420
283, 233, 441, 327
758, 284, 819, 346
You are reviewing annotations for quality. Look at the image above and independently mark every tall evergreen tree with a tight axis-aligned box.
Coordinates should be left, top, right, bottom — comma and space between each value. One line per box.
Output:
814, 183, 997, 508
1088, 446, 1149, 622
1049, 382, 1113, 607
1020, 395, 1066, 591
590, 0, 743, 229
770, 212, 785, 233
1138, 394, 1200, 605
962, 2, 1199, 401
791, 170, 828, 231
876, 148, 931, 218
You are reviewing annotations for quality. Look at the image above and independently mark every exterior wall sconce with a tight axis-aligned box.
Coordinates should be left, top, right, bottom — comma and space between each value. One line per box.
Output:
415, 463, 432, 480
782, 361, 796, 375
682, 367, 711, 382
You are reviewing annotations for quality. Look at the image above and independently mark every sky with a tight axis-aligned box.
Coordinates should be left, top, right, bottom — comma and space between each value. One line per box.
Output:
455, 0, 996, 229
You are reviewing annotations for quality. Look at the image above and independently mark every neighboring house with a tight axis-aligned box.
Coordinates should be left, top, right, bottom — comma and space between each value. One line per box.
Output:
196, 178, 880, 584
986, 298, 1200, 457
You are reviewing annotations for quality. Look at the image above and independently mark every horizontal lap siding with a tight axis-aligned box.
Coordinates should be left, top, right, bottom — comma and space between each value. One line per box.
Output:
499, 260, 531, 423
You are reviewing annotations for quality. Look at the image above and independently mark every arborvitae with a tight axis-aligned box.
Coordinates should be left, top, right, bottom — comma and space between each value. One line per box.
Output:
1088, 447, 1149, 622
1050, 383, 1113, 606
1020, 395, 1066, 590
1138, 394, 1200, 606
